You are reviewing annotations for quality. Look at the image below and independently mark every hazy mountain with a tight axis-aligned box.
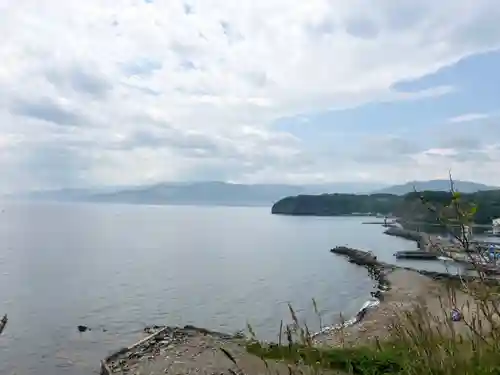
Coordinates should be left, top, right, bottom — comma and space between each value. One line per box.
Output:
88, 181, 387, 206
13, 180, 496, 206
9, 186, 133, 202
8, 181, 387, 206
373, 180, 498, 195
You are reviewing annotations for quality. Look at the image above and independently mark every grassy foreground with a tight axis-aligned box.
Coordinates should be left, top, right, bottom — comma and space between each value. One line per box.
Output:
246, 341, 405, 374
245, 287, 500, 375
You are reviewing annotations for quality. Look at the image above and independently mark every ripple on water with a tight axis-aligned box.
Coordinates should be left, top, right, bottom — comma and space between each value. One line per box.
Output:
0, 203, 408, 374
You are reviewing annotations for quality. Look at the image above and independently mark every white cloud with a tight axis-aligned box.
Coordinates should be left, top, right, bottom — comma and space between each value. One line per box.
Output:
293, 145, 500, 187
1, 0, 500, 191
406, 144, 500, 184
448, 113, 491, 123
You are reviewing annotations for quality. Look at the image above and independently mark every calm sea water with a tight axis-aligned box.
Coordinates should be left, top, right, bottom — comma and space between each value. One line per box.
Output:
0, 202, 422, 374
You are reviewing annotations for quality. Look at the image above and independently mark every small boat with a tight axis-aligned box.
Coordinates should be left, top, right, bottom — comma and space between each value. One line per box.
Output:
437, 256, 455, 262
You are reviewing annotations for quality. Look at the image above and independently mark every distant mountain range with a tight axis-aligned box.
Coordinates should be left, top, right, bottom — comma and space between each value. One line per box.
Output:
7, 180, 497, 206
9, 181, 386, 207
373, 180, 499, 195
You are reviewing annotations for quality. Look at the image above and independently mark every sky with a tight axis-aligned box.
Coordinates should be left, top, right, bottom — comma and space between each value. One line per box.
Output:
1, 0, 500, 192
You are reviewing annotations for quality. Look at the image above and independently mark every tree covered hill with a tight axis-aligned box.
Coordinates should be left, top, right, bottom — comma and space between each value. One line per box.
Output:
271, 190, 500, 225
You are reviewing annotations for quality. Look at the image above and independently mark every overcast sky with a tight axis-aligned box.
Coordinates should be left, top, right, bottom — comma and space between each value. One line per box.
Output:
1, 0, 500, 192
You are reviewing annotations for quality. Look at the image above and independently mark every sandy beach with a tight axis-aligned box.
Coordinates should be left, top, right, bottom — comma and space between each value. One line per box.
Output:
315, 267, 480, 347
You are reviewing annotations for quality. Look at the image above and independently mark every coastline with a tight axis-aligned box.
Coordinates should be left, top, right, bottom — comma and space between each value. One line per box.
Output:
312, 267, 452, 347
316, 242, 494, 348
311, 224, 471, 343
102, 244, 485, 374
99, 225, 490, 373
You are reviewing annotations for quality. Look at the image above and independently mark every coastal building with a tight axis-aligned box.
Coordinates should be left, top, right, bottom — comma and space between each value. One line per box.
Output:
493, 218, 500, 235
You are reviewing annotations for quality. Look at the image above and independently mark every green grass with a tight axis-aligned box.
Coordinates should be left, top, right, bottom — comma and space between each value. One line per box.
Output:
245, 323, 500, 374
246, 341, 406, 374
243, 290, 500, 375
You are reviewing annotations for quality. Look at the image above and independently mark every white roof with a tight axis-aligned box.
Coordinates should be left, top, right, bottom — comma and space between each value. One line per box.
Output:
493, 218, 500, 225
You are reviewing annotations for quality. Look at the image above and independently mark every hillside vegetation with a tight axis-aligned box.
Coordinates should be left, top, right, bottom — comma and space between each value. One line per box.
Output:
271, 190, 500, 225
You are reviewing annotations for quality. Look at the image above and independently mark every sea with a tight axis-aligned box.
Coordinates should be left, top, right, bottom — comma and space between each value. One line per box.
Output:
0, 201, 453, 374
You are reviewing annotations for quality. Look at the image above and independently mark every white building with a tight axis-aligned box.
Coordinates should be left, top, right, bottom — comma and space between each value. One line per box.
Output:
493, 218, 500, 235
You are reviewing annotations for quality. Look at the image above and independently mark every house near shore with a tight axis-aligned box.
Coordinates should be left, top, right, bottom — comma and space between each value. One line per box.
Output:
493, 218, 500, 235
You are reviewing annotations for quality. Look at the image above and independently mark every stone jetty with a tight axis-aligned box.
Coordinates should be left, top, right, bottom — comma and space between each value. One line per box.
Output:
383, 227, 430, 250
330, 246, 381, 266
383, 226, 469, 254
330, 246, 392, 298
331, 245, 500, 287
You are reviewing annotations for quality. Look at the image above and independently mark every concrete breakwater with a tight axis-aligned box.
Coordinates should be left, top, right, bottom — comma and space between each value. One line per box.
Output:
330, 246, 381, 266
330, 246, 392, 296
383, 226, 431, 251
330, 246, 500, 288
